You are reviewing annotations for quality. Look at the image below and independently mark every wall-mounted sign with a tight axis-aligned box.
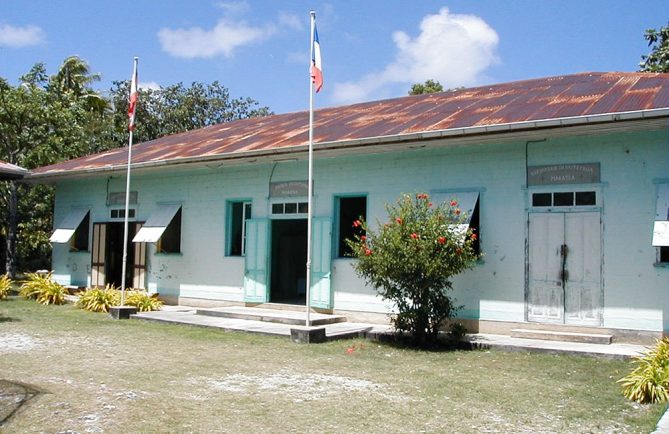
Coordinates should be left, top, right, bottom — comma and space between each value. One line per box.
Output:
270, 181, 310, 198
527, 163, 600, 186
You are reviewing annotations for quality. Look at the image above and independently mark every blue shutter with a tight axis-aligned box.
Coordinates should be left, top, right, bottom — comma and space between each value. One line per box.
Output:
244, 219, 269, 302
310, 217, 332, 308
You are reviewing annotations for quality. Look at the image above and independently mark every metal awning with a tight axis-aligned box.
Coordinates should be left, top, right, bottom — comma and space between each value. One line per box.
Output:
133, 204, 181, 243
50, 208, 89, 243
431, 191, 479, 243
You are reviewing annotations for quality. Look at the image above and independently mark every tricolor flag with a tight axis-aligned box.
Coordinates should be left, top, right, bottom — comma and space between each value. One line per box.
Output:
128, 59, 138, 131
310, 20, 323, 93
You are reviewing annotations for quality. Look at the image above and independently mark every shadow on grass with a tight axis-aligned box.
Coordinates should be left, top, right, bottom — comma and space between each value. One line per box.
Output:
0, 316, 19, 323
0, 380, 43, 427
370, 332, 479, 352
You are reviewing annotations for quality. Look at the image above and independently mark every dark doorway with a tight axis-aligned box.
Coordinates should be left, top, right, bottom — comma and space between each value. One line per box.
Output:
270, 219, 307, 304
105, 222, 136, 288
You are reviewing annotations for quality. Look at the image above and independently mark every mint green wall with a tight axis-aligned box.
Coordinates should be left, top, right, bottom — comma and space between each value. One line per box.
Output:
51, 127, 669, 332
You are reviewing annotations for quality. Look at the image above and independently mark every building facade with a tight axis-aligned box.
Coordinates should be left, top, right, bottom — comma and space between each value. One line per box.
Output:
31, 72, 669, 339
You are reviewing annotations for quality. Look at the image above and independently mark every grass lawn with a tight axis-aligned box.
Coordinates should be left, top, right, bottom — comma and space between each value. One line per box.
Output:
0, 298, 666, 433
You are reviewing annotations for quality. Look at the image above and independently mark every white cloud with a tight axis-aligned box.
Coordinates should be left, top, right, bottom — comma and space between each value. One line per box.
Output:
158, 9, 302, 59
278, 12, 302, 31
0, 23, 45, 48
139, 81, 161, 91
332, 8, 499, 104
158, 19, 274, 59
215, 1, 250, 17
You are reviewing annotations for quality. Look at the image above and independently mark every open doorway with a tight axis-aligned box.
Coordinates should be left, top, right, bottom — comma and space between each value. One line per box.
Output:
92, 222, 145, 289
270, 219, 307, 304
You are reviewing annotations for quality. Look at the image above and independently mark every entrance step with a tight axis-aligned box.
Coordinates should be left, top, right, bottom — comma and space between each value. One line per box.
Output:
195, 306, 347, 326
510, 328, 613, 345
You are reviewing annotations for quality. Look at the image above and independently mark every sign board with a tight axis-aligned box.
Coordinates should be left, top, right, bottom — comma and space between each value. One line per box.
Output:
270, 181, 310, 198
652, 221, 669, 247
527, 163, 600, 186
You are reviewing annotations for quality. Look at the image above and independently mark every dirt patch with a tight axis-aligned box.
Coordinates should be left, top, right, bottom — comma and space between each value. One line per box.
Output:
199, 370, 401, 402
0, 333, 40, 352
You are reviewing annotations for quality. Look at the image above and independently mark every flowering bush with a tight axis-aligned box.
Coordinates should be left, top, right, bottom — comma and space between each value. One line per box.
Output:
347, 193, 480, 346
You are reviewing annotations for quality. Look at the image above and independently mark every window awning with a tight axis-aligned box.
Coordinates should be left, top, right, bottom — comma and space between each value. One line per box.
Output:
133, 204, 181, 243
432, 191, 479, 243
652, 184, 669, 246
50, 209, 89, 243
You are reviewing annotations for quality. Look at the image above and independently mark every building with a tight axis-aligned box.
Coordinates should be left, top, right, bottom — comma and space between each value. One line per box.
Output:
30, 72, 669, 341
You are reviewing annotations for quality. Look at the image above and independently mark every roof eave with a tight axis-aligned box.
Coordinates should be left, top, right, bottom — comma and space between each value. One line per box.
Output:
26, 107, 669, 183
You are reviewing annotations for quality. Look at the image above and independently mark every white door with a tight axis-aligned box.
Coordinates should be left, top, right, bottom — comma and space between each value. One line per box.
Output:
528, 212, 601, 325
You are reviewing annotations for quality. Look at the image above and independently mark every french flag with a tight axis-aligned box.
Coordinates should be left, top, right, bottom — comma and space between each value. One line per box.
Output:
310, 21, 323, 93
128, 58, 138, 131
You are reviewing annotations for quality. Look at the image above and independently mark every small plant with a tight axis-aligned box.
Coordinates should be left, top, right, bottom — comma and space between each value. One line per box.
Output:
19, 272, 67, 305
0, 273, 13, 300
125, 290, 163, 312
618, 338, 669, 404
449, 322, 468, 341
77, 284, 121, 313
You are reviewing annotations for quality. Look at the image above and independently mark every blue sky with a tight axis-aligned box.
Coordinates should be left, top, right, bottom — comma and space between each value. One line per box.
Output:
1, 1, 668, 114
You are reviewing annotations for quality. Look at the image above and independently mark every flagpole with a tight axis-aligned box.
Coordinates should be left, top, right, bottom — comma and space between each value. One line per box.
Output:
120, 56, 138, 306
305, 11, 316, 327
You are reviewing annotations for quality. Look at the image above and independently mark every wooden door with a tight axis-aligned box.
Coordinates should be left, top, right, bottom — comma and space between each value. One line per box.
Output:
91, 223, 106, 287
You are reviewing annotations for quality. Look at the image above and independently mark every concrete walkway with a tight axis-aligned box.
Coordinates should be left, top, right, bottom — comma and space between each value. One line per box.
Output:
132, 306, 393, 340
133, 305, 648, 359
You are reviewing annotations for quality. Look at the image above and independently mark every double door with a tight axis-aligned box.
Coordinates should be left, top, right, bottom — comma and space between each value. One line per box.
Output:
528, 212, 601, 325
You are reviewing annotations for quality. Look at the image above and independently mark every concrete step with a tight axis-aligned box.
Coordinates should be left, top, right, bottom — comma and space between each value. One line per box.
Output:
195, 306, 347, 326
510, 328, 613, 345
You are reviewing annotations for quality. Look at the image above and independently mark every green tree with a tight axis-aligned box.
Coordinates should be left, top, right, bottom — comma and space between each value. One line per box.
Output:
102, 80, 272, 148
640, 22, 669, 72
409, 79, 444, 95
0, 62, 100, 276
347, 193, 480, 346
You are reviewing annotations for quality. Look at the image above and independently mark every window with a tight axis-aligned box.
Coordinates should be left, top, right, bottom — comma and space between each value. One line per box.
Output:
532, 191, 596, 208
110, 208, 136, 219
132, 204, 182, 254
271, 201, 309, 215
70, 212, 90, 251
653, 183, 669, 264
659, 247, 669, 264
432, 191, 481, 255
337, 196, 367, 257
157, 208, 182, 254
229, 201, 252, 256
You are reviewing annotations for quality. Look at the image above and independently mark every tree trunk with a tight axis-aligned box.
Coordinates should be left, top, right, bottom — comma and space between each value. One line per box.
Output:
5, 180, 18, 278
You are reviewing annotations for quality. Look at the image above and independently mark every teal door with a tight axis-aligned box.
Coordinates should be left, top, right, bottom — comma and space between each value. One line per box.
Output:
310, 217, 332, 308
244, 218, 269, 302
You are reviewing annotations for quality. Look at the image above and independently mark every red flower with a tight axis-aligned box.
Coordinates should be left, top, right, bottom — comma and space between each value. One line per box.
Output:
410, 233, 418, 239
364, 248, 372, 256
352, 220, 361, 228
438, 236, 446, 245
455, 208, 461, 215
428, 202, 433, 207
395, 217, 403, 225
450, 200, 458, 207
470, 233, 478, 240
416, 193, 429, 200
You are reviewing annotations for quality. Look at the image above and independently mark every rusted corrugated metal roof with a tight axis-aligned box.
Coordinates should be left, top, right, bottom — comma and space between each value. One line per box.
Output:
30, 72, 669, 178
0, 160, 27, 180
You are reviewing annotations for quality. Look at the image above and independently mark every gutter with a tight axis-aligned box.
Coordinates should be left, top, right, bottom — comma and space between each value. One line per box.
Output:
27, 107, 669, 182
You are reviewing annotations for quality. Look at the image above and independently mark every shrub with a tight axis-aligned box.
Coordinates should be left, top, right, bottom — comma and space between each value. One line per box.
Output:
125, 290, 163, 312
0, 273, 12, 300
347, 193, 480, 346
77, 285, 121, 313
19, 272, 67, 305
618, 338, 669, 404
